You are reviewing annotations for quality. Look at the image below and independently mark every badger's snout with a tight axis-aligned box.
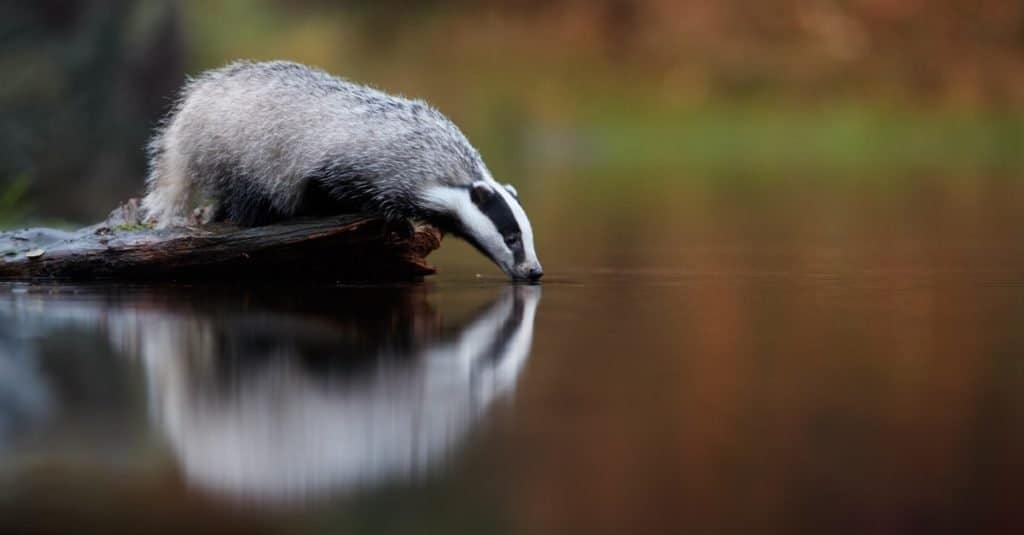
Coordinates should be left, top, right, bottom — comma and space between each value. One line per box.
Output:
512, 262, 544, 282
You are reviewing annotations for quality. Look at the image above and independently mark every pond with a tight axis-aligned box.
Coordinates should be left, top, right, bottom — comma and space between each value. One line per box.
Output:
1, 175, 1022, 533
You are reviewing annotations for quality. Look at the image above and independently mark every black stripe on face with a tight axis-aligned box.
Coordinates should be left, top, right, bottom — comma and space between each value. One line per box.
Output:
473, 187, 525, 263
477, 293, 525, 365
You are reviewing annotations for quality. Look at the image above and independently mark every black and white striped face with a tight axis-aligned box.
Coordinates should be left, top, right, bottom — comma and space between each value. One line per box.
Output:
425, 181, 543, 281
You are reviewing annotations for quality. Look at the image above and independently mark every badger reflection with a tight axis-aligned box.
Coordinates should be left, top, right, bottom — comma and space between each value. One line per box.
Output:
125, 285, 540, 503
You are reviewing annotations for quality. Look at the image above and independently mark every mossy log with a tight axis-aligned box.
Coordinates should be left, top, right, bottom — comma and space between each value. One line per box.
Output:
0, 199, 442, 281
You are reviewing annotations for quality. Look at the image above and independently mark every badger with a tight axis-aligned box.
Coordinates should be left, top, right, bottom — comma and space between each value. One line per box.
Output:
141, 60, 542, 281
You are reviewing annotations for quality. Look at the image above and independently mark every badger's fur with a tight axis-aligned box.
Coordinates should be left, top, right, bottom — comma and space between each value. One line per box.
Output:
142, 60, 542, 280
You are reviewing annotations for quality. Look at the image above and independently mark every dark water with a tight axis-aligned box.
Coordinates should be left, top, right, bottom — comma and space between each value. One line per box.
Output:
1, 176, 1023, 534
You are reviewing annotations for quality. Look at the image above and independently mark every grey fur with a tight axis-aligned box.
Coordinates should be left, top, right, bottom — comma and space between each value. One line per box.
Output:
145, 61, 480, 224
142, 61, 542, 279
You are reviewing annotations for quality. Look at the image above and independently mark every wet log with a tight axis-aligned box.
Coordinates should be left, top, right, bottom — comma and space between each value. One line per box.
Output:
0, 199, 443, 281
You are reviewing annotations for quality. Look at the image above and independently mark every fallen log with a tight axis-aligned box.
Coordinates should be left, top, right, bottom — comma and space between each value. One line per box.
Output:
0, 199, 443, 281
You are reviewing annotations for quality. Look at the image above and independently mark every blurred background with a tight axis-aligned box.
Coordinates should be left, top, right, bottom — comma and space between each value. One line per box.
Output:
2, 2, 1024, 534
1, 0, 1022, 225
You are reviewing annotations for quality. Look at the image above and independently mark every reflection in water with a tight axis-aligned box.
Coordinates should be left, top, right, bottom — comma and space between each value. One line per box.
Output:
4, 176, 1019, 533
0, 284, 540, 504
139, 286, 539, 503
0, 319, 53, 450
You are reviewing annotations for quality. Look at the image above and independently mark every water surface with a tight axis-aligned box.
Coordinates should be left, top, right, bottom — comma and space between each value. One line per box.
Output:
1, 176, 1023, 533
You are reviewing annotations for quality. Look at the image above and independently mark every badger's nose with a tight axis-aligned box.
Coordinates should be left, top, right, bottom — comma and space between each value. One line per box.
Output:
526, 266, 544, 281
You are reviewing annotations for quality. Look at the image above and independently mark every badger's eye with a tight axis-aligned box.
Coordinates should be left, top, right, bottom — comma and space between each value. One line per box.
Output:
504, 234, 521, 248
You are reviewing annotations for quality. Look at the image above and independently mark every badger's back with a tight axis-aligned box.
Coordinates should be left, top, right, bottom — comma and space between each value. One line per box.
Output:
143, 61, 483, 227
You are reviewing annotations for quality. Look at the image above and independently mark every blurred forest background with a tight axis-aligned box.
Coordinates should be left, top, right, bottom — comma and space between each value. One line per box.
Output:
0, 0, 1022, 225
1, 5, 1023, 532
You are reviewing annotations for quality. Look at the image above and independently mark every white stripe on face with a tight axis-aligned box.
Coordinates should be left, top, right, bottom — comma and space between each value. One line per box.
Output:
420, 184, 514, 272
421, 182, 541, 280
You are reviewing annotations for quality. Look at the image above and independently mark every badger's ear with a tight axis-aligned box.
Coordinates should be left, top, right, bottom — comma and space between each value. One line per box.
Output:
503, 184, 519, 199
470, 181, 495, 206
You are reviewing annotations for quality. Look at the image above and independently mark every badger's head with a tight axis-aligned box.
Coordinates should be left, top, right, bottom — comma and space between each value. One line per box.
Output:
424, 180, 543, 281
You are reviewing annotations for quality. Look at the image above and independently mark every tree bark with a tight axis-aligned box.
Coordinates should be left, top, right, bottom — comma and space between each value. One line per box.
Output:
0, 199, 442, 281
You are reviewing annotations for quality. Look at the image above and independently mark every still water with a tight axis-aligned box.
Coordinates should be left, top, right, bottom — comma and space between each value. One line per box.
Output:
1, 176, 1023, 533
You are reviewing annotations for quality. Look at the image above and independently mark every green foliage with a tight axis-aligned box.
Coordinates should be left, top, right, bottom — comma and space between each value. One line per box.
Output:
576, 103, 1024, 177
0, 175, 31, 228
